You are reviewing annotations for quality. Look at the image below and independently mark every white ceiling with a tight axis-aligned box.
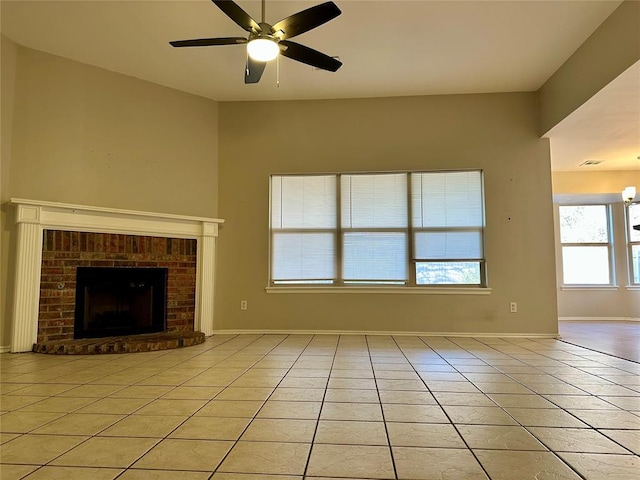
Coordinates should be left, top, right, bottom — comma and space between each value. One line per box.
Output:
1, 0, 638, 172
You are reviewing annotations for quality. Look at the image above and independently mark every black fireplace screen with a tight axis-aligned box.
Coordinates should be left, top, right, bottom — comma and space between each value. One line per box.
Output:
74, 267, 167, 339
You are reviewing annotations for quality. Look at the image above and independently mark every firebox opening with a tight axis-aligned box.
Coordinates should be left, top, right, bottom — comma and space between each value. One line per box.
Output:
74, 267, 167, 339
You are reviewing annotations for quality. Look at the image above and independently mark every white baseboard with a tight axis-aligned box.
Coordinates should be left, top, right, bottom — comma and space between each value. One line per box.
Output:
559, 317, 640, 322
211, 329, 559, 338
0, 345, 11, 353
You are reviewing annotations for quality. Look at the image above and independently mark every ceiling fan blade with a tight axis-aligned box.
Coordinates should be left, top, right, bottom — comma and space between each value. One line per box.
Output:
279, 40, 342, 72
212, 0, 261, 33
245, 56, 266, 84
170, 37, 247, 48
272, 1, 341, 40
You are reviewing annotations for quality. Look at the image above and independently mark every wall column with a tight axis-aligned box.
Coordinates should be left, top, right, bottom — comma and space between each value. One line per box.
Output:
11, 204, 43, 352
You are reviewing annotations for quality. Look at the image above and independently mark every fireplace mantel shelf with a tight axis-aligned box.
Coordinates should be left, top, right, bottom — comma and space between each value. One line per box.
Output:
9, 199, 224, 353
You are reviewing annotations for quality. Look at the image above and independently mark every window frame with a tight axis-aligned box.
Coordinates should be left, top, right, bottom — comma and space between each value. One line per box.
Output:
268, 169, 487, 290
626, 202, 640, 286
558, 203, 614, 287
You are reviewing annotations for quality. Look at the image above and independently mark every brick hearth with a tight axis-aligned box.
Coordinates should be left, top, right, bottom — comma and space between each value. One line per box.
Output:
38, 230, 197, 343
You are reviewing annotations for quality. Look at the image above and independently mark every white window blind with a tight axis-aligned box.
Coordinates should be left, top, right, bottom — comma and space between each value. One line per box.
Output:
411, 171, 484, 260
271, 175, 336, 283
269, 170, 486, 287
341, 173, 408, 283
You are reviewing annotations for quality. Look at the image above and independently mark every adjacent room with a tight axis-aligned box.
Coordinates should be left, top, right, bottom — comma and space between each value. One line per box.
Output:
1, 1, 638, 479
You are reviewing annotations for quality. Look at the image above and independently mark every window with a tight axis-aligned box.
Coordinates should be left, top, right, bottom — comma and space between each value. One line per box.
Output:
627, 203, 640, 285
270, 170, 486, 287
558, 205, 612, 285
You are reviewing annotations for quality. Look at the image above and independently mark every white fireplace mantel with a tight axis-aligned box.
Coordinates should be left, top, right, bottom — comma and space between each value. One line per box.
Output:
9, 198, 224, 353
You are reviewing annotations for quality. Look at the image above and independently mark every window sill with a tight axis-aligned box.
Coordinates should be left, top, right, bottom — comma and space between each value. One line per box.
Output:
265, 286, 492, 295
561, 285, 619, 291
625, 285, 640, 291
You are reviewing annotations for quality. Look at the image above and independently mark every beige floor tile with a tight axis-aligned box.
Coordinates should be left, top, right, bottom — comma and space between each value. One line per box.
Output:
393, 446, 488, 479
18, 397, 96, 413
227, 377, 282, 388
315, 420, 388, 446
278, 377, 328, 389
559, 453, 640, 480
599, 396, 640, 410
473, 382, 533, 394
457, 425, 546, 450
306, 444, 394, 478
241, 418, 316, 442
256, 400, 321, 419
19, 466, 122, 480
376, 379, 427, 391
320, 402, 383, 421
56, 385, 125, 397
528, 427, 629, 453
567, 409, 640, 429
444, 406, 518, 425
543, 394, 620, 409
0, 411, 65, 433
387, 422, 465, 448
327, 378, 377, 389
0, 433, 20, 444
374, 370, 420, 380
160, 386, 223, 399
324, 388, 379, 403
196, 400, 264, 417
118, 470, 211, 480
425, 381, 481, 393
504, 408, 588, 428
218, 441, 310, 475
134, 398, 207, 416
210, 474, 301, 480
51, 437, 158, 468
215, 387, 274, 401
75, 397, 150, 414
0, 434, 87, 464
0, 395, 45, 411
134, 439, 233, 471
0, 384, 30, 394
329, 369, 374, 379
100, 415, 186, 438
432, 392, 495, 406
378, 390, 436, 405
418, 372, 468, 382
109, 386, 174, 398
489, 393, 556, 409
383, 403, 449, 423
474, 450, 582, 480
286, 368, 330, 378
269, 388, 325, 401
33, 413, 125, 435
6, 384, 75, 396
599, 429, 640, 455
0, 464, 39, 480
170, 416, 250, 440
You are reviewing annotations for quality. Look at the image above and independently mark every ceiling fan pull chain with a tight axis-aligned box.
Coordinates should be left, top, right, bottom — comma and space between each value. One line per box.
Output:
277, 54, 280, 88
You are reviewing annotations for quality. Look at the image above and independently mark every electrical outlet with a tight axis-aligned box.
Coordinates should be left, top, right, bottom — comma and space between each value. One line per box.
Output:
510, 302, 517, 313
240, 300, 247, 311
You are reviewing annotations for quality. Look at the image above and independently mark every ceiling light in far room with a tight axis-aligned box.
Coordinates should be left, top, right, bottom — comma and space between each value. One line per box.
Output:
622, 186, 636, 205
247, 37, 279, 62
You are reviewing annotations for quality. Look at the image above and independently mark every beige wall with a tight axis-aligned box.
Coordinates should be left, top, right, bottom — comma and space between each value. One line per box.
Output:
216, 93, 559, 335
538, 0, 640, 135
0, 44, 219, 348
1, 36, 18, 350
552, 170, 640, 320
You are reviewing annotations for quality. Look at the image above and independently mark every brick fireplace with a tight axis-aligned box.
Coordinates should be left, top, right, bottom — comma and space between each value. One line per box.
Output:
38, 230, 197, 343
9, 199, 223, 353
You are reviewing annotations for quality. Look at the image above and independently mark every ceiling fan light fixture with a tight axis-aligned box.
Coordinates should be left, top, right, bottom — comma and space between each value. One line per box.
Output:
247, 38, 279, 62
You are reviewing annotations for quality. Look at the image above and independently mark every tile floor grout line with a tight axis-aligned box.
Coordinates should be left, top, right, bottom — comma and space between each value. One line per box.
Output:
366, 334, 399, 480
398, 334, 496, 480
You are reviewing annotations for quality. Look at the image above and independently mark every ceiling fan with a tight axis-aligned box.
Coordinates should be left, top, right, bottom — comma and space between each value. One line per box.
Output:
170, 0, 343, 84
